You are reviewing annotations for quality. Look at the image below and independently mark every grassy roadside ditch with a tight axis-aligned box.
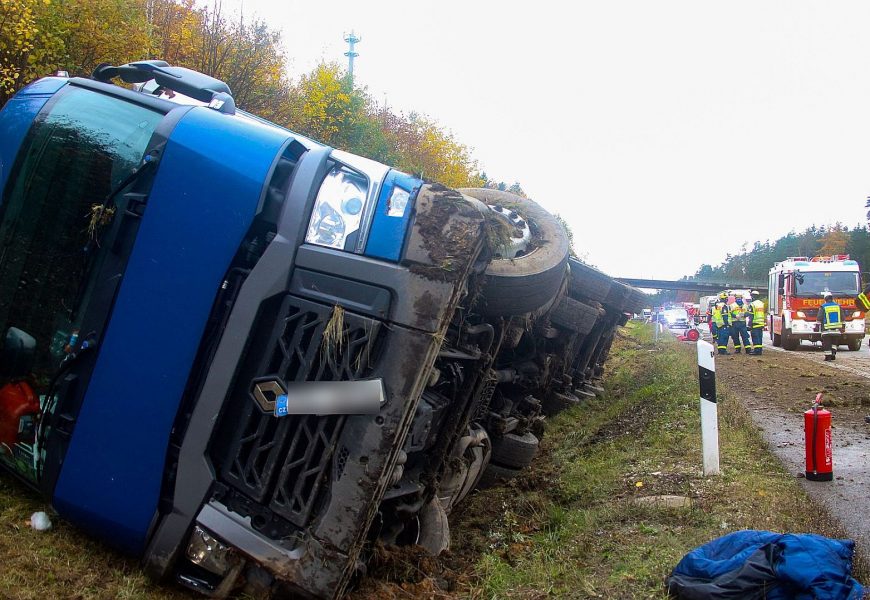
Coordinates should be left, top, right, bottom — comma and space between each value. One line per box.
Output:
0, 478, 185, 599
444, 322, 868, 598
0, 323, 866, 599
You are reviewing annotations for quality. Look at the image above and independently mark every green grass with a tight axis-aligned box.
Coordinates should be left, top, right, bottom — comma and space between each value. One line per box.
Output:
457, 322, 867, 599
0, 475, 188, 599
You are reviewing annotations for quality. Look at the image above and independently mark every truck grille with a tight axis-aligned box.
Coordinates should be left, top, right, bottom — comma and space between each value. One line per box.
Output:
214, 295, 383, 529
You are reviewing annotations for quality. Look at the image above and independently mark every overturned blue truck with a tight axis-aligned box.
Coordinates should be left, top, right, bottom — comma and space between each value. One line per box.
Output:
0, 61, 646, 598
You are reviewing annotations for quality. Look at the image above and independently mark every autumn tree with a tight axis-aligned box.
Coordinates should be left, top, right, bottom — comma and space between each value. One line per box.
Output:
145, 0, 201, 65
818, 223, 849, 256
380, 111, 483, 188
55, 0, 151, 76
189, 2, 286, 115
0, 0, 488, 191
282, 62, 363, 148
0, 0, 62, 104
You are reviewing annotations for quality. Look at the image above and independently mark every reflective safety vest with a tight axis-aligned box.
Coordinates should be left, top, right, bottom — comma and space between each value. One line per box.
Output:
711, 304, 725, 327
858, 292, 870, 311
750, 299, 765, 328
822, 302, 842, 330
730, 302, 746, 323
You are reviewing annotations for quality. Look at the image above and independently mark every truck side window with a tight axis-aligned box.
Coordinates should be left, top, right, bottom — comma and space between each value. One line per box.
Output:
0, 87, 162, 387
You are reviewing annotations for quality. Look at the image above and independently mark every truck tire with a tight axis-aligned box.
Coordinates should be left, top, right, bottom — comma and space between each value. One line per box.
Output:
476, 463, 522, 489
848, 338, 862, 351
458, 188, 569, 316
416, 499, 450, 555
781, 321, 799, 351
567, 258, 612, 303
551, 297, 599, 335
490, 431, 539, 469
541, 391, 581, 416
771, 318, 781, 347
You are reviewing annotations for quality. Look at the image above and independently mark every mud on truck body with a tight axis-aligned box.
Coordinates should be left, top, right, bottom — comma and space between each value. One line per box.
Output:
0, 62, 640, 598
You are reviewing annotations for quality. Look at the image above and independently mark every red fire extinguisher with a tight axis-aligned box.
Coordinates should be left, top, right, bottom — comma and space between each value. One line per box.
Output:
804, 392, 833, 481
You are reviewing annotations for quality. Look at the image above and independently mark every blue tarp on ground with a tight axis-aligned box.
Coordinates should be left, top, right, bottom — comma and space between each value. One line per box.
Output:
666, 530, 864, 599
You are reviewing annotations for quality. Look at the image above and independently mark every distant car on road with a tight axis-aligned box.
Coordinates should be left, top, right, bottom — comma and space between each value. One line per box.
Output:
662, 308, 691, 330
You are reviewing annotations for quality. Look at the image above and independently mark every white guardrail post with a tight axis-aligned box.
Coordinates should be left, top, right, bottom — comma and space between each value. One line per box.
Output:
697, 339, 720, 475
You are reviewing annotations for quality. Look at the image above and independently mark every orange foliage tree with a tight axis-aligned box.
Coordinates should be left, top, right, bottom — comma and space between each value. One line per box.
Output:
0, 0, 486, 188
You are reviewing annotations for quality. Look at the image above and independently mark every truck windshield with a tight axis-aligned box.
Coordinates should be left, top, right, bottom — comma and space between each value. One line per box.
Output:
0, 86, 162, 389
794, 271, 859, 296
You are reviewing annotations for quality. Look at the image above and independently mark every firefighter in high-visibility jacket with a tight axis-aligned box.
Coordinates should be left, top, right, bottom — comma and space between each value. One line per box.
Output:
708, 302, 718, 342
712, 292, 731, 354
818, 292, 843, 361
856, 284, 870, 323
729, 297, 750, 354
748, 290, 766, 355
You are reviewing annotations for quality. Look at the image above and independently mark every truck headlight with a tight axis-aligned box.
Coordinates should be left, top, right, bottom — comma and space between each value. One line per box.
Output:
796, 311, 806, 319
305, 164, 368, 250
186, 526, 233, 576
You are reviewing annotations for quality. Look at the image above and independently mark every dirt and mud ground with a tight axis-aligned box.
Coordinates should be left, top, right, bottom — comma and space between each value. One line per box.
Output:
705, 329, 870, 564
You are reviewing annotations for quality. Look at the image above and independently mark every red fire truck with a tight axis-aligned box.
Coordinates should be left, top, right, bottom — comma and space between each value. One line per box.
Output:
768, 255, 865, 351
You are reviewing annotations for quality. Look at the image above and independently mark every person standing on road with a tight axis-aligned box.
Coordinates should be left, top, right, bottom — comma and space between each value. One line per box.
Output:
855, 283, 870, 341
708, 300, 718, 344
729, 297, 750, 354
818, 292, 843, 361
748, 290, 766, 355
713, 292, 731, 354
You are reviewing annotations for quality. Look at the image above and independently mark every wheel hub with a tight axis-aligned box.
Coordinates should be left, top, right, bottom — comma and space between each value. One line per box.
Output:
487, 204, 532, 258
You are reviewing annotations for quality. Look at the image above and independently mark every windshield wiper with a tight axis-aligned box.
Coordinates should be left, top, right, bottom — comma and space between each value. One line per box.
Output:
85, 149, 160, 251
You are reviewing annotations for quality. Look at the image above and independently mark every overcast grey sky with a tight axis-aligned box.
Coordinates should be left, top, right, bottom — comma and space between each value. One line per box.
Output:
226, 0, 870, 279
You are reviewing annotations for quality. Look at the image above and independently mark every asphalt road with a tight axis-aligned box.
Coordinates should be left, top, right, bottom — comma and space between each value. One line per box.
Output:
696, 322, 870, 375
762, 330, 870, 378
744, 392, 870, 563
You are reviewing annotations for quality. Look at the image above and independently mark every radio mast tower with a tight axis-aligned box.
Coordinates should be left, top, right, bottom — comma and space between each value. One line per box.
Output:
344, 31, 361, 80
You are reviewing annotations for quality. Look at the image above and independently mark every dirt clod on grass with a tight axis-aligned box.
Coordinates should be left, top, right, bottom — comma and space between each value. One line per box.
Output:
353, 543, 465, 600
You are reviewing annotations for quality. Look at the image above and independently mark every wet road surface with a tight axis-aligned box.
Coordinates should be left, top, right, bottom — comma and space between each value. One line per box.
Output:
700, 325, 870, 562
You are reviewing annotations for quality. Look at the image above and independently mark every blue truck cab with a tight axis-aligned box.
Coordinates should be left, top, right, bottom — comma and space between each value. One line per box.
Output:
0, 62, 493, 598
0, 61, 644, 599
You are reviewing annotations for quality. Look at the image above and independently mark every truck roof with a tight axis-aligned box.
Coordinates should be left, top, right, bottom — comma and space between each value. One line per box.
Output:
770, 255, 859, 274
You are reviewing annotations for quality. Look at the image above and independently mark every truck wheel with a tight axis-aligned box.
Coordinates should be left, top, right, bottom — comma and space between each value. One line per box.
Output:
458, 188, 569, 316
476, 463, 522, 489
781, 322, 799, 351
771, 318, 781, 347
568, 257, 612, 303
490, 431, 539, 469
541, 391, 581, 416
416, 499, 450, 555
848, 338, 862, 351
551, 297, 599, 335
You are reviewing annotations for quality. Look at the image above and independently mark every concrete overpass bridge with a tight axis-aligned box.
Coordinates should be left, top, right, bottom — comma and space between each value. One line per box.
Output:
614, 278, 768, 295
